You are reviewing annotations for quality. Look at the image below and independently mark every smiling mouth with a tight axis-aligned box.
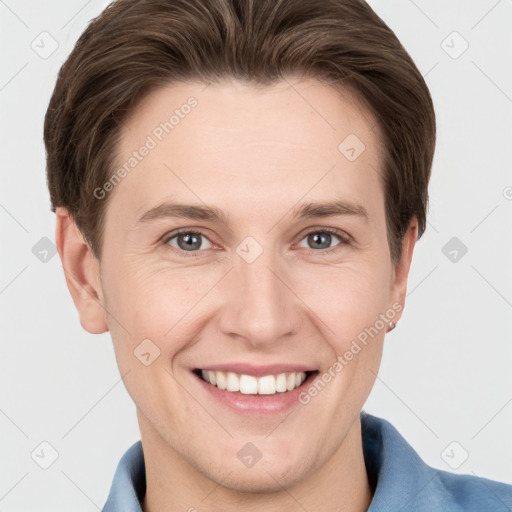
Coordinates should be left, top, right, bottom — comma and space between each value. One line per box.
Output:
193, 369, 318, 395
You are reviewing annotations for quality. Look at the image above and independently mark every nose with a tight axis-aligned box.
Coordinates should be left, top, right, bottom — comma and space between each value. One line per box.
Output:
217, 248, 302, 348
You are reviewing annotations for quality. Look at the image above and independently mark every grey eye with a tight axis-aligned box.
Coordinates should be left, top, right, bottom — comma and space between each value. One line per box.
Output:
298, 232, 343, 250
168, 232, 212, 251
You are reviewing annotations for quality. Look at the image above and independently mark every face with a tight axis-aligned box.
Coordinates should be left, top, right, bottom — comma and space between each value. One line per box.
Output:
66, 78, 415, 492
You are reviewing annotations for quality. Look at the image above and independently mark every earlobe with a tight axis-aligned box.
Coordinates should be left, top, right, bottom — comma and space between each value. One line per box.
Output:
388, 219, 419, 323
55, 207, 109, 335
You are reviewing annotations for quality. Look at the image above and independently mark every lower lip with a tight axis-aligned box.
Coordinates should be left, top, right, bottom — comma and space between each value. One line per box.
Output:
193, 371, 318, 416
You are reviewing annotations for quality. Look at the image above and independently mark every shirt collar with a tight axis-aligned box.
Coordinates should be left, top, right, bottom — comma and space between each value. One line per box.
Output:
361, 410, 448, 511
102, 411, 510, 511
102, 437, 145, 512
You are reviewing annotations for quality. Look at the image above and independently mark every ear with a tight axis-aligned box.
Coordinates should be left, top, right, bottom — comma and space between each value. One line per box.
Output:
55, 207, 109, 334
387, 218, 419, 324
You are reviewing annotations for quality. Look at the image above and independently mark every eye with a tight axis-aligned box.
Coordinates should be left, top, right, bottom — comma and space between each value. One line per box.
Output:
164, 230, 213, 252
161, 227, 350, 256
297, 228, 349, 252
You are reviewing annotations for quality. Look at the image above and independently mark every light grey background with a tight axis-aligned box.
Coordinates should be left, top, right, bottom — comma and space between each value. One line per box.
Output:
1, 0, 511, 510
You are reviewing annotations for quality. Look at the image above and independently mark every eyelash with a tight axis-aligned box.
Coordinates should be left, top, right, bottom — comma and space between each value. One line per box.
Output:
161, 227, 352, 257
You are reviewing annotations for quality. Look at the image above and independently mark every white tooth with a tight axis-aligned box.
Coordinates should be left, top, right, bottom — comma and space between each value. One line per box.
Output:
226, 372, 240, 392
209, 370, 310, 393
240, 374, 258, 394
286, 373, 296, 391
216, 371, 227, 390
258, 375, 277, 394
295, 372, 306, 387
275, 373, 287, 392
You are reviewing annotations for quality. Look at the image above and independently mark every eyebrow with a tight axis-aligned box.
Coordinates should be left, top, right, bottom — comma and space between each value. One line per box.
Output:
138, 203, 228, 224
137, 199, 369, 224
292, 199, 369, 223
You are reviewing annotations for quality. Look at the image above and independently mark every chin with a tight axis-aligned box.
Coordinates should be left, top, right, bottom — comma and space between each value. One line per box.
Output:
214, 462, 307, 494
197, 443, 314, 494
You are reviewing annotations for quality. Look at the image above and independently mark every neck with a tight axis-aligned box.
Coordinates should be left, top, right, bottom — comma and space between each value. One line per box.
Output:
140, 413, 373, 512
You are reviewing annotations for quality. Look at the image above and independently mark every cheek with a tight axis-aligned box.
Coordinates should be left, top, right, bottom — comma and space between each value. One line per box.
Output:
292, 259, 392, 340
102, 259, 221, 356
100, 263, 214, 422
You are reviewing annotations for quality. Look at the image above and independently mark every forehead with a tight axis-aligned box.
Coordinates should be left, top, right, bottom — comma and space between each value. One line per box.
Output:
120, 77, 381, 153
110, 78, 385, 223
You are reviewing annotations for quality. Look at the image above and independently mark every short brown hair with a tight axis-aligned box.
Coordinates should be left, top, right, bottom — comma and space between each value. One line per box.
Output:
44, 0, 436, 264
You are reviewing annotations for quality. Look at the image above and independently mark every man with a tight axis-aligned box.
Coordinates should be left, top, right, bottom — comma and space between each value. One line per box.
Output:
44, 0, 512, 510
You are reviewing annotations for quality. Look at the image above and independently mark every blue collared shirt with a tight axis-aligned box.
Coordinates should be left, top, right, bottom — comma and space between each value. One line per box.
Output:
102, 412, 512, 511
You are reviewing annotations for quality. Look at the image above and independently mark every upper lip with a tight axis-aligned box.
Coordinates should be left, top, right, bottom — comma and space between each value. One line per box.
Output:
195, 363, 317, 377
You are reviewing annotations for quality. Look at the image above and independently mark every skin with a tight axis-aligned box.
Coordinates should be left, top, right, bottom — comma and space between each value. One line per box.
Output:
56, 77, 417, 512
